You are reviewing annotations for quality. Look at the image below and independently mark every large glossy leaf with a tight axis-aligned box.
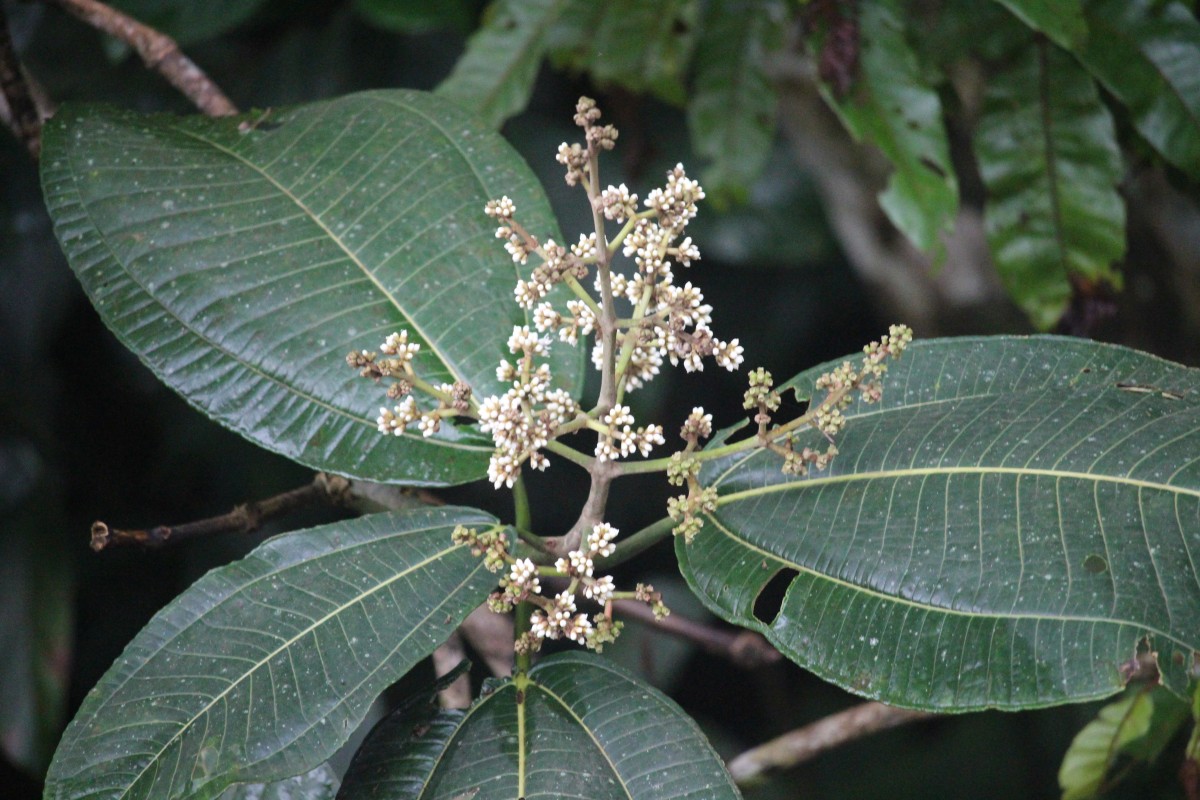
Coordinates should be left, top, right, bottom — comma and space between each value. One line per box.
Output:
678, 337, 1200, 711
45, 506, 501, 800
435, 0, 567, 128
1073, 0, 1200, 180
687, 0, 782, 203
975, 39, 1125, 330
820, 0, 959, 255
988, 0, 1086, 49
41, 90, 578, 486
337, 652, 741, 799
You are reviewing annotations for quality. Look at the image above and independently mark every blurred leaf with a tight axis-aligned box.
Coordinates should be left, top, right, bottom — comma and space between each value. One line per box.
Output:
820, 0, 958, 256
547, 0, 697, 105
603, 574, 708, 692
687, 0, 782, 203
41, 90, 578, 486
679, 336, 1200, 711
1058, 686, 1189, 799
353, 0, 475, 34
0, 442, 72, 775
45, 506, 501, 800
975, 38, 1125, 330
989, 0, 1087, 49
1074, 0, 1200, 180
218, 764, 339, 800
337, 652, 742, 799
106, 0, 269, 45
436, 0, 566, 128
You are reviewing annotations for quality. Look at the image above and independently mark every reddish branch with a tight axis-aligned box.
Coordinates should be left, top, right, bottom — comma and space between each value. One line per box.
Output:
727, 701, 936, 784
90, 475, 347, 551
43, 0, 237, 117
0, 6, 42, 157
612, 599, 781, 669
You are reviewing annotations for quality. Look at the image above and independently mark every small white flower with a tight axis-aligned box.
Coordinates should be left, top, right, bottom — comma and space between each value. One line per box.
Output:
586, 522, 619, 557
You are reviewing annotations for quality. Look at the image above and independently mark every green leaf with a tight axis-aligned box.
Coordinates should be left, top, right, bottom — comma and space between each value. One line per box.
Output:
45, 506, 501, 800
820, 0, 959, 255
435, 0, 567, 128
218, 764, 339, 800
0, 442, 72, 775
41, 90, 578, 486
975, 38, 1125, 330
1074, 0, 1200, 180
337, 652, 741, 799
687, 0, 782, 202
1058, 686, 1189, 799
106, 0, 269, 45
989, 0, 1087, 49
353, 0, 475, 34
547, 0, 697, 105
679, 336, 1200, 711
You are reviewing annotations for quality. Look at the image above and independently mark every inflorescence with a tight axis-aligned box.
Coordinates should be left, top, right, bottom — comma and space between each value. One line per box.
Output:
349, 96, 912, 654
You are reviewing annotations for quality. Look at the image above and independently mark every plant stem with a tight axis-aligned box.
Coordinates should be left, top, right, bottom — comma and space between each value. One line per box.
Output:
727, 702, 936, 785
514, 601, 533, 674
42, 0, 237, 117
512, 475, 531, 532
596, 516, 676, 569
545, 439, 593, 469
0, 7, 42, 158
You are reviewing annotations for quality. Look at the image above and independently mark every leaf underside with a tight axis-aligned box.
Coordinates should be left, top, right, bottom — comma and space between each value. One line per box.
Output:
337, 652, 741, 799
44, 506, 500, 800
821, 0, 959, 255
1074, 0, 1200, 180
435, 0, 567, 128
41, 89, 577, 486
975, 38, 1125, 330
679, 336, 1200, 711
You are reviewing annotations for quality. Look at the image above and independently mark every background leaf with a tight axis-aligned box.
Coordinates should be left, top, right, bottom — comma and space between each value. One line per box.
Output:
435, 0, 566, 128
679, 337, 1200, 711
41, 90, 579, 486
106, 0, 269, 45
687, 0, 782, 203
352, 0, 475, 35
1074, 0, 1200, 180
547, 0, 696, 105
975, 38, 1125, 330
218, 764, 339, 800
1057, 686, 1189, 799
337, 651, 741, 799
988, 0, 1087, 49
819, 0, 958, 255
44, 506, 501, 800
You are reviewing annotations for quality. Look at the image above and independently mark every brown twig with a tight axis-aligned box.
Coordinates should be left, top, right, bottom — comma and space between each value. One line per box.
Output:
42, 0, 237, 117
0, 5, 41, 157
432, 632, 472, 709
611, 599, 781, 669
727, 701, 937, 784
459, 605, 515, 676
90, 474, 347, 551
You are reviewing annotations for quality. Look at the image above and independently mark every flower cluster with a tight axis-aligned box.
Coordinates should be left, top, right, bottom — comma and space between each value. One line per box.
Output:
478, 324, 579, 488
348, 334, 472, 439
487, 522, 662, 654
594, 404, 665, 462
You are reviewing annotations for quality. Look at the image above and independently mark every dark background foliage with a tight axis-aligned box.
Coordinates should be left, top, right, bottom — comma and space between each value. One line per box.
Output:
3, 1, 1198, 797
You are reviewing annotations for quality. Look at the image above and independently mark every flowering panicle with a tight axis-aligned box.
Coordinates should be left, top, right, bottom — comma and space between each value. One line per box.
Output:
346, 96, 913, 664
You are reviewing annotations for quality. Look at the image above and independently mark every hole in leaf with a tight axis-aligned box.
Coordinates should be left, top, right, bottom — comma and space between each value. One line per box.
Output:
1083, 554, 1107, 574
753, 568, 799, 625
